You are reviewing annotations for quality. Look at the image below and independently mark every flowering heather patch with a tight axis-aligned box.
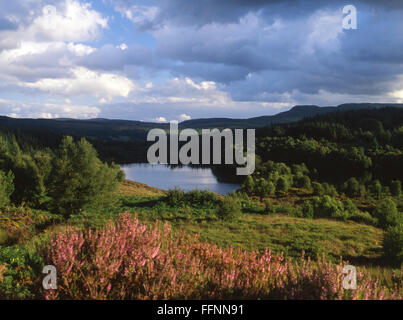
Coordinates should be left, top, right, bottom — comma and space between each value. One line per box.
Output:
39, 212, 402, 300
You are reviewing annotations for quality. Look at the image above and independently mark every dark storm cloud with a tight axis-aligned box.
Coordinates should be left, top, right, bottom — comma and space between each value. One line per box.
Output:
113, 0, 403, 29
103, 0, 403, 104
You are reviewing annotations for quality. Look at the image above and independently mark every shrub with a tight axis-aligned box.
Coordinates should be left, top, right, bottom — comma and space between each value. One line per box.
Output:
184, 190, 219, 207
242, 176, 255, 194
312, 182, 324, 196
345, 177, 360, 197
375, 198, 400, 228
0, 245, 43, 299
301, 201, 314, 219
255, 178, 274, 199
348, 211, 378, 226
382, 224, 403, 264
166, 188, 185, 206
37, 213, 402, 300
390, 180, 402, 197
263, 200, 275, 215
343, 199, 358, 216
311, 196, 348, 221
0, 206, 44, 244
276, 176, 290, 193
0, 171, 14, 208
296, 175, 311, 189
217, 195, 242, 220
370, 180, 383, 198
322, 183, 338, 197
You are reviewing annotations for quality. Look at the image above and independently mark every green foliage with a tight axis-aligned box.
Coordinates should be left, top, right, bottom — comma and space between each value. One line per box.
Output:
166, 188, 185, 207
295, 175, 311, 189
263, 199, 275, 215
217, 194, 242, 220
382, 224, 403, 264
255, 178, 274, 199
343, 199, 359, 216
312, 182, 324, 196
48, 137, 120, 217
375, 198, 401, 228
276, 176, 289, 193
301, 201, 314, 219
349, 211, 378, 226
165, 188, 219, 208
322, 183, 338, 197
311, 196, 349, 221
370, 180, 383, 198
390, 180, 402, 197
114, 164, 126, 182
242, 176, 255, 194
0, 171, 14, 208
345, 177, 360, 197
0, 245, 43, 299
183, 190, 219, 207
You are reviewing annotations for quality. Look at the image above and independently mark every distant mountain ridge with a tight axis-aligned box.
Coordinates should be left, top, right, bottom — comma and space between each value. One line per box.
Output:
178, 103, 403, 129
0, 103, 402, 141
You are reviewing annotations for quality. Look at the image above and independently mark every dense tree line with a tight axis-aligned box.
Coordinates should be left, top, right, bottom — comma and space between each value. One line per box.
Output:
255, 108, 403, 184
0, 129, 123, 217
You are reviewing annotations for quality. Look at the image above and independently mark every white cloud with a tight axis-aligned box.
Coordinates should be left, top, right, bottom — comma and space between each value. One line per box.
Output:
0, 98, 100, 119
0, 1, 103, 84
117, 5, 159, 26
117, 43, 128, 50
154, 116, 167, 122
178, 113, 191, 121
131, 77, 288, 110
67, 42, 96, 56
303, 10, 343, 55
21, 67, 136, 102
29, 0, 108, 42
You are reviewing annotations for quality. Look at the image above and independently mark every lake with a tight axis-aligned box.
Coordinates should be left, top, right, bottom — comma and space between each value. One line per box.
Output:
121, 163, 241, 195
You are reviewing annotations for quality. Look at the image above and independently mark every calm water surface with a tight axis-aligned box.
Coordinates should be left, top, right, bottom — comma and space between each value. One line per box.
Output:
121, 163, 240, 195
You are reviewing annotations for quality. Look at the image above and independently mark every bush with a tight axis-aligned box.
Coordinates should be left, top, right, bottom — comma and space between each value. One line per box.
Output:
382, 224, 403, 264
217, 195, 242, 220
322, 183, 338, 197
276, 176, 289, 193
345, 177, 360, 197
255, 178, 274, 199
166, 188, 185, 206
390, 180, 402, 197
0, 245, 43, 299
184, 190, 219, 207
311, 196, 348, 221
295, 175, 311, 189
312, 182, 324, 196
375, 198, 400, 228
370, 180, 383, 198
301, 201, 314, 219
242, 176, 255, 194
343, 199, 358, 216
348, 211, 378, 226
263, 200, 275, 215
0, 171, 14, 208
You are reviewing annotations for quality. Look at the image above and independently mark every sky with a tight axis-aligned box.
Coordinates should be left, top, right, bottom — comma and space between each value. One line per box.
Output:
0, 0, 403, 122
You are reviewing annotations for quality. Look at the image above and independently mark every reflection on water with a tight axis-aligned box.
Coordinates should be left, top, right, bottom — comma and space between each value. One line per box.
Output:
121, 163, 240, 195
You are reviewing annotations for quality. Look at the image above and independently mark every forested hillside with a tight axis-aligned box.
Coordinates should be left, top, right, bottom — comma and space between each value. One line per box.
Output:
254, 107, 403, 184
0, 107, 402, 300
